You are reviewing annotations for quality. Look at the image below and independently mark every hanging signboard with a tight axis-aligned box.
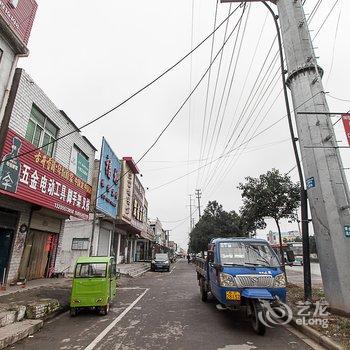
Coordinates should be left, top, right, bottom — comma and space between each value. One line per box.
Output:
96, 138, 121, 218
0, 129, 92, 219
341, 114, 350, 146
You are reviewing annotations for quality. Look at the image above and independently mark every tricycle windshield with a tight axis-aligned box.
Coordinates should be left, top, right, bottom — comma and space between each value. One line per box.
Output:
219, 242, 280, 267
75, 263, 107, 278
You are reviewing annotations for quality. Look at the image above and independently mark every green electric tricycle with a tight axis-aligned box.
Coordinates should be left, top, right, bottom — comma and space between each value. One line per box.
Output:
70, 256, 118, 316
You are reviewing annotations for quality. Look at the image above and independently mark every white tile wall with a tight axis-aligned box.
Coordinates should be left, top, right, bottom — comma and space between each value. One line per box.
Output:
8, 69, 96, 184
0, 34, 16, 121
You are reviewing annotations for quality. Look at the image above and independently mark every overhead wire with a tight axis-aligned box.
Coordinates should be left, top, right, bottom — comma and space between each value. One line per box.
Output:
325, 3, 342, 86
313, 0, 339, 40
186, 0, 195, 194
196, 0, 220, 185
199, 2, 236, 183
203, 10, 269, 188
201, 0, 329, 195
199, 4, 251, 188
0, 5, 241, 165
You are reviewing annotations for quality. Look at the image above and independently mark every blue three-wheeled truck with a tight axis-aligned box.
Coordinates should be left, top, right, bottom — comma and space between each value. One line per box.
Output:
195, 237, 287, 335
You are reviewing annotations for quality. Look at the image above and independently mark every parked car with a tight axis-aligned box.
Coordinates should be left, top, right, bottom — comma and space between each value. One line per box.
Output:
151, 253, 171, 272
293, 256, 303, 266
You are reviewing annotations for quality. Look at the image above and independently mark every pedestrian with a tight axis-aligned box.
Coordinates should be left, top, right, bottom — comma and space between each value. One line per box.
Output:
187, 253, 191, 264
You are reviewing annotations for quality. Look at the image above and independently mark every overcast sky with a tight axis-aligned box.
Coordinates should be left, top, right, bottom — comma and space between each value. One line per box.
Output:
20, 0, 349, 250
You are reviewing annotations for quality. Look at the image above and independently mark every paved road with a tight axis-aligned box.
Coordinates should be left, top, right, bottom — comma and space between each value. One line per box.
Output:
286, 263, 323, 287
11, 260, 321, 350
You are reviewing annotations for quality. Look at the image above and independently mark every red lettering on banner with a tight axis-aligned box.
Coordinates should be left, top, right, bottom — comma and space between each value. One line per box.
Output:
0, 129, 91, 219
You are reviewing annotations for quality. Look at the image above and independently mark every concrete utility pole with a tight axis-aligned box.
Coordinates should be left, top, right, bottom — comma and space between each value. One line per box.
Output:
195, 189, 202, 220
189, 194, 194, 232
221, 0, 350, 313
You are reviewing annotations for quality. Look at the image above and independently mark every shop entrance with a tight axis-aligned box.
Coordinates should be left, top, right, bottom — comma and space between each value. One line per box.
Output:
0, 229, 14, 283
0, 208, 18, 283
23, 230, 58, 280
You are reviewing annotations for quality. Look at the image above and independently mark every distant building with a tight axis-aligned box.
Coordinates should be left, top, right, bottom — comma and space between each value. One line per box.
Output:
266, 230, 301, 245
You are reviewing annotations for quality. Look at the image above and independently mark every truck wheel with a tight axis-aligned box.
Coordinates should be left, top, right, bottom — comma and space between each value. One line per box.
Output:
200, 278, 208, 302
250, 301, 266, 336
70, 308, 77, 317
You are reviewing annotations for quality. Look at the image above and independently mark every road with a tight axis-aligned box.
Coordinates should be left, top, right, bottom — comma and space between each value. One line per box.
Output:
10, 260, 322, 350
286, 263, 323, 287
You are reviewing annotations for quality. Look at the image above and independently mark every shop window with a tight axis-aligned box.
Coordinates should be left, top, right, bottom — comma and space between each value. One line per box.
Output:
71, 238, 89, 250
25, 105, 58, 157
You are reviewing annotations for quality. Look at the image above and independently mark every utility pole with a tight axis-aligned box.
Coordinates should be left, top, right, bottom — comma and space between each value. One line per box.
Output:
195, 189, 202, 220
221, 0, 350, 313
189, 194, 194, 232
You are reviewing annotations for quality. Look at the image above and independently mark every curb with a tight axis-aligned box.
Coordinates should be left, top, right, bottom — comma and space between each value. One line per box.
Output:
0, 319, 43, 349
290, 318, 345, 350
43, 305, 69, 322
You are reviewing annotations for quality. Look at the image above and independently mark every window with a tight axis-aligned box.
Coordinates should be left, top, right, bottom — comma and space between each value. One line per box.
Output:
25, 105, 58, 157
71, 238, 90, 250
75, 263, 107, 278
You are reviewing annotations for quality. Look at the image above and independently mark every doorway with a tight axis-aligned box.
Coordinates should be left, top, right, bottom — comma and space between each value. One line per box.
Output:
24, 230, 58, 280
0, 229, 14, 283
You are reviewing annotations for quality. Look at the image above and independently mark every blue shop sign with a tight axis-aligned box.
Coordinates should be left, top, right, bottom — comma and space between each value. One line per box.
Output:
96, 138, 121, 218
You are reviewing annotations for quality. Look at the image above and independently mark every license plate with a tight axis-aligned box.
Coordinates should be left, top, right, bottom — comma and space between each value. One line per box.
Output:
226, 291, 241, 300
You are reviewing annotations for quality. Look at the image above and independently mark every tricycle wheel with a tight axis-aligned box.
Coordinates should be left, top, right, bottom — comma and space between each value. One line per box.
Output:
70, 308, 77, 317
100, 302, 110, 316
199, 278, 208, 302
250, 301, 266, 336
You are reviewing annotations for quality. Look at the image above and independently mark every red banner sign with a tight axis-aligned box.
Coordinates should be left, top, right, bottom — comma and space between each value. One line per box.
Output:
0, 129, 92, 219
341, 114, 350, 146
0, 0, 38, 45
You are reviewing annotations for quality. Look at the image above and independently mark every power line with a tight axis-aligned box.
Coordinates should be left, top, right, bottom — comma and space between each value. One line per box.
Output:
135, 12, 245, 166
200, 4, 250, 188
325, 4, 342, 85
1, 5, 241, 166
197, 0, 220, 180
203, 10, 269, 188
92, 8, 246, 205
196, 5, 246, 188
313, 0, 339, 40
201, 2, 235, 174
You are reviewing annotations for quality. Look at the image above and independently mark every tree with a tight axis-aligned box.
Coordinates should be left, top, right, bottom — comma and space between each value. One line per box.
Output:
238, 168, 300, 273
188, 201, 246, 253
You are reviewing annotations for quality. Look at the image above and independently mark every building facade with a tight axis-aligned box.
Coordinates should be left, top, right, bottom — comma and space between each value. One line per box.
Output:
0, 69, 96, 283
56, 139, 121, 273
266, 230, 301, 245
0, 0, 37, 126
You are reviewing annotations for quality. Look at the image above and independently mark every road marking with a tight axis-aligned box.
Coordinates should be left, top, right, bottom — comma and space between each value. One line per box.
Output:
84, 288, 149, 350
118, 287, 146, 290
169, 261, 178, 274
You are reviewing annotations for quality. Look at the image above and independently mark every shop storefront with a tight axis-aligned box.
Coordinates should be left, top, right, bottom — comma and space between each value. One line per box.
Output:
0, 128, 92, 283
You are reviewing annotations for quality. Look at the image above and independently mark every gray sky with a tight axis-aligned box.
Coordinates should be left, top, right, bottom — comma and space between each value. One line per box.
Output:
20, 0, 350, 250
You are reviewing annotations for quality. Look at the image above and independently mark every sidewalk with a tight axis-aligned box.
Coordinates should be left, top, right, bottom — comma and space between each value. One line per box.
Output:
0, 278, 72, 314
